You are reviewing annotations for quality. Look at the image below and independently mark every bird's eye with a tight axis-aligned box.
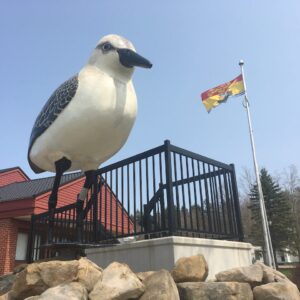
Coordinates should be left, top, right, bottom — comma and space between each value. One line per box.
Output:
102, 43, 113, 51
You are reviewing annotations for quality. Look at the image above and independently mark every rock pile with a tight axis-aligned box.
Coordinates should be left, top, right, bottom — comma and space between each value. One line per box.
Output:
0, 255, 299, 299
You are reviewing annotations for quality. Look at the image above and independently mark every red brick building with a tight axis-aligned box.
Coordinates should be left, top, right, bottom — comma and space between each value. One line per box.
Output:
0, 167, 131, 275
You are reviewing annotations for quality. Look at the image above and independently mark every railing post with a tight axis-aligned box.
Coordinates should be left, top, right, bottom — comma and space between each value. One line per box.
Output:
27, 214, 35, 263
92, 177, 99, 243
230, 164, 244, 241
48, 209, 54, 244
159, 183, 166, 230
76, 197, 84, 243
164, 140, 176, 235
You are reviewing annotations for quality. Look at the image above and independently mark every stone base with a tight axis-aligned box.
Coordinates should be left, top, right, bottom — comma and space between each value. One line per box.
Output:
40, 243, 87, 260
85, 236, 254, 280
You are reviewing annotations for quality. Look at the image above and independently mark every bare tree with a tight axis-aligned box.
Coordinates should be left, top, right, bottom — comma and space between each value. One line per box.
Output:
238, 167, 255, 242
281, 165, 299, 193
280, 165, 300, 260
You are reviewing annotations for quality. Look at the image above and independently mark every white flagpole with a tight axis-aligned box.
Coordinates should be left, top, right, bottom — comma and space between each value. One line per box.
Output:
239, 60, 276, 268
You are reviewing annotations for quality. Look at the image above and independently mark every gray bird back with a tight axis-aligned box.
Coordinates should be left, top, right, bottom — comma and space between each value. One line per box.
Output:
28, 75, 78, 173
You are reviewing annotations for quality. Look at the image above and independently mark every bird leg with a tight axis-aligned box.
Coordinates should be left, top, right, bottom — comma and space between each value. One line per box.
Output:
76, 171, 96, 243
48, 157, 71, 244
48, 157, 72, 211
78, 170, 97, 201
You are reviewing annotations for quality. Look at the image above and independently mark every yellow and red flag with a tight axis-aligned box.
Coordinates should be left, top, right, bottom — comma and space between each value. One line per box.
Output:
201, 74, 245, 112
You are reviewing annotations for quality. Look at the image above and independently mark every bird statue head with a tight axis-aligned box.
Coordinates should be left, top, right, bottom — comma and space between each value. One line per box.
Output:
88, 34, 152, 82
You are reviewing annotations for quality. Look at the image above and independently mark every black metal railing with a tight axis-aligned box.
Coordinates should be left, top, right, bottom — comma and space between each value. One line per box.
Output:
27, 140, 243, 262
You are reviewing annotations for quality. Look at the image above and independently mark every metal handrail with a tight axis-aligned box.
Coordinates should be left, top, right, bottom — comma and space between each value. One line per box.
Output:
96, 145, 165, 175
28, 140, 243, 262
169, 144, 233, 171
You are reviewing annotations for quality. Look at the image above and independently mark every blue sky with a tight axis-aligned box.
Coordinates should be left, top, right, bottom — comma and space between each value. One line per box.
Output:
1, 1, 299, 186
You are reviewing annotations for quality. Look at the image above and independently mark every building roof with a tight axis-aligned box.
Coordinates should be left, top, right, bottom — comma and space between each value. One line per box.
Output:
0, 166, 30, 180
0, 172, 83, 202
0, 167, 18, 174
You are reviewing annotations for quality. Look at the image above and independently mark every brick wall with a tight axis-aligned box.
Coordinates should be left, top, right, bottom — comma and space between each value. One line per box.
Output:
0, 218, 18, 275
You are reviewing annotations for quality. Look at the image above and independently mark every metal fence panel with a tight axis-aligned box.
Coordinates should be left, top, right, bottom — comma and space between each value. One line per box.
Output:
27, 141, 243, 262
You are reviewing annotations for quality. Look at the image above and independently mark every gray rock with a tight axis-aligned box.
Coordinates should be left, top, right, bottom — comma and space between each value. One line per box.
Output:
13, 264, 28, 274
253, 280, 300, 300
139, 270, 179, 300
10, 260, 79, 300
215, 264, 263, 285
171, 254, 208, 283
89, 262, 145, 300
177, 282, 253, 300
10, 263, 48, 300
24, 282, 88, 300
77, 258, 102, 292
0, 274, 15, 296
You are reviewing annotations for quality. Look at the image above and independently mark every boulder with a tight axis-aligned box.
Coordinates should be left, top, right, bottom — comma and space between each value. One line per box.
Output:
89, 262, 145, 300
77, 258, 102, 292
10, 263, 49, 300
171, 254, 208, 283
38, 260, 79, 287
253, 280, 300, 300
0, 292, 12, 300
10, 260, 79, 300
139, 270, 179, 300
177, 282, 253, 300
0, 274, 16, 296
254, 262, 288, 283
215, 264, 263, 286
24, 282, 88, 300
13, 264, 28, 274
136, 271, 156, 282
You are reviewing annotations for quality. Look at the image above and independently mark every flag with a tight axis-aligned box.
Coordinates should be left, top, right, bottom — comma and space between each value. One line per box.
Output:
201, 74, 245, 112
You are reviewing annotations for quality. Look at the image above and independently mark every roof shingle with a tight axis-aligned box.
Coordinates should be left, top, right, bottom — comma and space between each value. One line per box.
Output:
0, 172, 83, 202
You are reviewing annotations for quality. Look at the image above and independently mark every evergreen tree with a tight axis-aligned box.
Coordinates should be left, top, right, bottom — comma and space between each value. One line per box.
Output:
248, 168, 297, 265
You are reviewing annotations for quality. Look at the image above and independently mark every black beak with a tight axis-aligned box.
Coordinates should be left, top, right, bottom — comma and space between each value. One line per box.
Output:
117, 48, 152, 69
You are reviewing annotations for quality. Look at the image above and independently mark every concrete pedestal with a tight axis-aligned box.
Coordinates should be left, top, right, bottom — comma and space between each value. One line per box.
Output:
85, 236, 254, 280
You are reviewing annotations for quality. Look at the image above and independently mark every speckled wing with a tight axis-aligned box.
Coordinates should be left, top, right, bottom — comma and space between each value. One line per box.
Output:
28, 75, 78, 173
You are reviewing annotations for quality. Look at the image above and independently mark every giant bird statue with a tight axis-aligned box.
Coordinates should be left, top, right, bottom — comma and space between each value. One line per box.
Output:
28, 34, 152, 212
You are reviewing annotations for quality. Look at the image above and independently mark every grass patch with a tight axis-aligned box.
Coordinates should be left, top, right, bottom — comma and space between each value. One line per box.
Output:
279, 268, 294, 279
278, 265, 300, 290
